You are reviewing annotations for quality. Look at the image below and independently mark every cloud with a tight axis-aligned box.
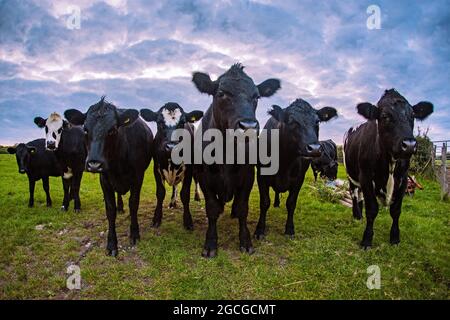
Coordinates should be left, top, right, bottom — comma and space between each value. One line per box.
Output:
0, 0, 449, 145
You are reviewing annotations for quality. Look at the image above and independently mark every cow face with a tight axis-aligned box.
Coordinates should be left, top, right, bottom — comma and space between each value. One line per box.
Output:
269, 99, 337, 158
357, 89, 433, 159
322, 161, 338, 180
64, 97, 139, 173
34, 113, 68, 151
192, 63, 280, 131
7, 144, 37, 174
140, 102, 203, 154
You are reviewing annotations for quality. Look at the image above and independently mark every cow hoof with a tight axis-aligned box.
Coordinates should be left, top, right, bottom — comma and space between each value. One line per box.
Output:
117, 209, 125, 214
240, 246, 255, 255
285, 234, 295, 240
254, 233, 265, 240
360, 242, 372, 250
46, 203, 52, 208
151, 221, 161, 228
60, 206, 68, 212
201, 248, 217, 258
107, 249, 118, 257
169, 202, 177, 209
74, 209, 81, 213
390, 239, 400, 245
130, 237, 140, 246
194, 195, 201, 202
184, 224, 194, 231
28, 204, 34, 208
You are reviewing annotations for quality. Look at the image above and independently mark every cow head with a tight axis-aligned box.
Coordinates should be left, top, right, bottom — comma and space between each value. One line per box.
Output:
192, 63, 280, 131
7, 143, 37, 174
269, 99, 337, 158
64, 97, 139, 173
140, 102, 203, 154
357, 89, 433, 159
34, 113, 69, 151
321, 160, 338, 180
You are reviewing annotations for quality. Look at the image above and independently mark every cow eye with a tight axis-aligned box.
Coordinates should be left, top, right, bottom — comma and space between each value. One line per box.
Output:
57, 128, 62, 134
45, 126, 48, 134
217, 90, 226, 98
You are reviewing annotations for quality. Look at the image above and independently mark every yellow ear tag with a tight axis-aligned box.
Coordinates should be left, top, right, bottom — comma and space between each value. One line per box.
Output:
191, 116, 196, 121
124, 118, 130, 124
30, 149, 36, 154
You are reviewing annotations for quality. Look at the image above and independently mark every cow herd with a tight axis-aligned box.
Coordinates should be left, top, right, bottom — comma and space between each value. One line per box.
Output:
7, 64, 434, 257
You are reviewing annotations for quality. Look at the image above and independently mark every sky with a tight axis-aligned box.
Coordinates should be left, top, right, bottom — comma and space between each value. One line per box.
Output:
0, 0, 449, 145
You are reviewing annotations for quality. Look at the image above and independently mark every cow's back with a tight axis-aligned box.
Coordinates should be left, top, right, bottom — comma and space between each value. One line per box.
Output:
119, 118, 153, 171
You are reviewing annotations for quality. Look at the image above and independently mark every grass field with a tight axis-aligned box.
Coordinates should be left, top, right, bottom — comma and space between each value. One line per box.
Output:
0, 154, 448, 299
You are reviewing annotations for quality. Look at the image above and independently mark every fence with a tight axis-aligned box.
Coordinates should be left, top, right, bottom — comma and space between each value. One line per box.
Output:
432, 141, 450, 200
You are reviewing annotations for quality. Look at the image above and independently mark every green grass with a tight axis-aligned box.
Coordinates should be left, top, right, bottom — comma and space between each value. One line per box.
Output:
0, 154, 448, 299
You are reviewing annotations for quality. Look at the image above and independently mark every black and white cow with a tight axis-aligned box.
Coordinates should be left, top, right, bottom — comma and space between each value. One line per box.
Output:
192, 63, 281, 257
255, 99, 337, 239
34, 113, 86, 212
344, 89, 433, 248
140, 102, 203, 230
311, 139, 338, 182
7, 139, 61, 207
64, 97, 153, 256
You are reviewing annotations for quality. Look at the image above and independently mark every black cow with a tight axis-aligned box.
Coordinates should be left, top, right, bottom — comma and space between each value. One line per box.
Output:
344, 89, 433, 248
140, 102, 203, 230
192, 63, 280, 257
34, 113, 86, 212
64, 97, 153, 256
7, 139, 61, 207
255, 99, 337, 239
311, 140, 338, 182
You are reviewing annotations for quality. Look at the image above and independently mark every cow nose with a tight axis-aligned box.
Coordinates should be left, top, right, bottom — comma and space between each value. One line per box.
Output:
165, 142, 176, 152
19, 169, 26, 174
47, 141, 56, 150
401, 139, 417, 154
238, 120, 258, 130
87, 160, 103, 172
306, 144, 322, 157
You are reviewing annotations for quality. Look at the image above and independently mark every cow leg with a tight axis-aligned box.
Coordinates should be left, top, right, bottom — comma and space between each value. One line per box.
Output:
350, 182, 362, 220
180, 166, 194, 230
28, 177, 35, 208
194, 180, 201, 202
313, 170, 318, 182
273, 191, 280, 208
255, 174, 270, 240
360, 182, 378, 249
72, 172, 82, 212
169, 185, 178, 209
202, 197, 221, 258
129, 175, 143, 245
61, 177, 70, 211
100, 175, 118, 256
42, 176, 52, 207
117, 194, 124, 213
390, 177, 407, 245
152, 165, 166, 228
285, 185, 301, 238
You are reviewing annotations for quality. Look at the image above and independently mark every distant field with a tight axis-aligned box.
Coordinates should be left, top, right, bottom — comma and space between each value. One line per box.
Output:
0, 155, 448, 299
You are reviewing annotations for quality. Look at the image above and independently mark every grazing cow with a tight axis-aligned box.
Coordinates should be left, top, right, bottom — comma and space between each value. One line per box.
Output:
64, 97, 153, 256
255, 99, 337, 239
140, 102, 203, 230
192, 63, 281, 257
7, 139, 61, 207
34, 113, 86, 212
311, 140, 338, 181
273, 139, 338, 207
343, 89, 433, 248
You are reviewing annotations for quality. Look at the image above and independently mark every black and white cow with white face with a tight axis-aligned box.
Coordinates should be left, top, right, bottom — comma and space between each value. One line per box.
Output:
34, 112, 87, 212
140, 102, 203, 230
344, 89, 433, 249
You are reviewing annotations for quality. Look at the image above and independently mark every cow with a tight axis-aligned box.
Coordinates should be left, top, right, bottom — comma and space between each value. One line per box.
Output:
192, 63, 281, 257
7, 139, 61, 207
140, 102, 203, 230
34, 113, 86, 212
311, 139, 338, 182
273, 139, 338, 208
64, 97, 153, 256
255, 99, 337, 239
343, 89, 433, 249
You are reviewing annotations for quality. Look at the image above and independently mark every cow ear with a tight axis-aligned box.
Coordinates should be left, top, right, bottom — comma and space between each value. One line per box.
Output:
34, 117, 46, 128
268, 105, 285, 122
186, 110, 204, 123
7, 147, 16, 154
118, 109, 139, 127
413, 101, 433, 120
27, 146, 37, 155
257, 79, 281, 97
357, 102, 379, 120
64, 109, 86, 125
140, 109, 158, 122
63, 120, 70, 129
192, 72, 218, 95
317, 107, 337, 122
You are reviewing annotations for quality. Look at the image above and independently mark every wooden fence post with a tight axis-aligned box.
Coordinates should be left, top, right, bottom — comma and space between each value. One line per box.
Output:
442, 142, 448, 200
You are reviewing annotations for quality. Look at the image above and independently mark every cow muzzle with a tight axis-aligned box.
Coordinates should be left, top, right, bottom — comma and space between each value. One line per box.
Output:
400, 139, 417, 156
86, 160, 104, 173
46, 141, 56, 151
305, 143, 322, 158
238, 120, 259, 130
